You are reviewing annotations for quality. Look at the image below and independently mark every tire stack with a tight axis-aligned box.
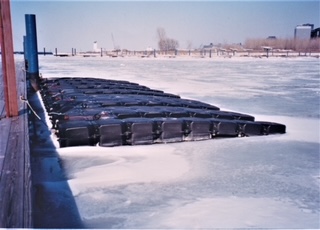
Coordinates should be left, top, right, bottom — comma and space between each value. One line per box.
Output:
39, 77, 286, 148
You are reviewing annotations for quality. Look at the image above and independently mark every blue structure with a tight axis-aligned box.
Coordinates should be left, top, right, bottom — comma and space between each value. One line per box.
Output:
24, 14, 39, 91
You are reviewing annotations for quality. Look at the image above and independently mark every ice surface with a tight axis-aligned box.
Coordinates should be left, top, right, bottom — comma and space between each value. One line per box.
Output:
35, 55, 319, 228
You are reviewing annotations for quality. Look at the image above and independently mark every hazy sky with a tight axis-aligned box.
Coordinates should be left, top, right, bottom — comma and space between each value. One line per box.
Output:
11, 0, 320, 52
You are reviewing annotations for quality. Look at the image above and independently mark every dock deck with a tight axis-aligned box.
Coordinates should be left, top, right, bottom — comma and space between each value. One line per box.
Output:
0, 63, 32, 228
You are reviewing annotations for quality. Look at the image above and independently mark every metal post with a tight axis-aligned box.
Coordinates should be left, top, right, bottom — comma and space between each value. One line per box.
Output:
25, 14, 39, 91
0, 0, 19, 117
23, 36, 28, 69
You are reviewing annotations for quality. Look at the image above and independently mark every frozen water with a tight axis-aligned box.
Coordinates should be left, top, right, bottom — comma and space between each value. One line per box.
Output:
38, 56, 320, 118
35, 55, 319, 228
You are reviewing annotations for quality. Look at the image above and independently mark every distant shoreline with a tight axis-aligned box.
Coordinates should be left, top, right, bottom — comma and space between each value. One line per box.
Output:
43, 51, 320, 59
12, 50, 320, 59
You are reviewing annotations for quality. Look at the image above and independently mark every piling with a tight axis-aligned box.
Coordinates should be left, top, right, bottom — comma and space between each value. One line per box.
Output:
0, 0, 19, 117
25, 14, 40, 91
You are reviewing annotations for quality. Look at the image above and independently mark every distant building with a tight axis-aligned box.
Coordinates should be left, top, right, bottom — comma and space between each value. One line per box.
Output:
146, 47, 153, 52
93, 41, 99, 52
203, 43, 214, 49
294, 24, 314, 39
267, 36, 277, 40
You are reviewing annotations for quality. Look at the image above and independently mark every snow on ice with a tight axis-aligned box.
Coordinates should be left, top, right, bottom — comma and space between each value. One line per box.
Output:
32, 56, 319, 228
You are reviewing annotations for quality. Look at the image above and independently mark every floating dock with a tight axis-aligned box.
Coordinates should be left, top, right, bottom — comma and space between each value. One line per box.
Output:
39, 77, 286, 148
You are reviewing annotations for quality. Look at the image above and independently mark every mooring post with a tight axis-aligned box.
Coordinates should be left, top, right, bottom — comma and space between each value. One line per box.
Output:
23, 35, 32, 91
23, 36, 28, 68
0, 0, 19, 117
23, 36, 26, 57
25, 14, 40, 91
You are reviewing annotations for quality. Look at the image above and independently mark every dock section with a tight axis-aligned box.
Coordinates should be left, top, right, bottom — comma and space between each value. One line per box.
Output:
0, 63, 32, 228
40, 77, 286, 148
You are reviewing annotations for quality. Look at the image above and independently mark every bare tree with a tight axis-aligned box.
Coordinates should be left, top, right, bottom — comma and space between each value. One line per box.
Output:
156, 27, 179, 51
157, 27, 167, 42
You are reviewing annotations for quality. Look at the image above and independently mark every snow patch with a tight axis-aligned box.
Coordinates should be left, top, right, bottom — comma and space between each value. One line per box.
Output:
59, 145, 189, 196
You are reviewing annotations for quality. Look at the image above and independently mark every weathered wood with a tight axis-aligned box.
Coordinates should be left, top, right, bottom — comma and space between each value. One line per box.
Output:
0, 0, 19, 117
23, 112, 32, 227
0, 64, 32, 228
0, 101, 5, 118
0, 68, 5, 117
0, 118, 11, 172
0, 117, 25, 227
18, 63, 33, 227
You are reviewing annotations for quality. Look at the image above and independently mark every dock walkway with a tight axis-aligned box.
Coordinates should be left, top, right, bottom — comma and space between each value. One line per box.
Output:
0, 63, 32, 228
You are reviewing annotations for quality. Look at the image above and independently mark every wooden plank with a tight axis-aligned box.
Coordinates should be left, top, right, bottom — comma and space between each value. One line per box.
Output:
0, 118, 11, 174
17, 62, 33, 227
0, 64, 32, 228
0, 46, 6, 118
23, 112, 32, 227
0, 101, 5, 118
0, 117, 25, 227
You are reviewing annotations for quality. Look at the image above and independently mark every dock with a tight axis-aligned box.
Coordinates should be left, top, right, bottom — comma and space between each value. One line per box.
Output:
0, 63, 33, 228
40, 77, 286, 148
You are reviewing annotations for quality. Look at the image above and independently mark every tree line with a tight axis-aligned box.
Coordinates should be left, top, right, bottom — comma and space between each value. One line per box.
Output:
243, 38, 320, 52
156, 27, 320, 52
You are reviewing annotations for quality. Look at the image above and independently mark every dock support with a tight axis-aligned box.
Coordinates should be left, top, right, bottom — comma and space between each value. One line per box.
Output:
25, 14, 39, 91
0, 0, 19, 117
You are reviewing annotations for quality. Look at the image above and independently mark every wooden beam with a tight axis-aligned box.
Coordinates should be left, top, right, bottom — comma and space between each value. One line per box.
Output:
0, 0, 18, 117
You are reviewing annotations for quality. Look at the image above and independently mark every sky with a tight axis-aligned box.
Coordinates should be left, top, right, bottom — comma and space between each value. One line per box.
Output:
10, 0, 320, 52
